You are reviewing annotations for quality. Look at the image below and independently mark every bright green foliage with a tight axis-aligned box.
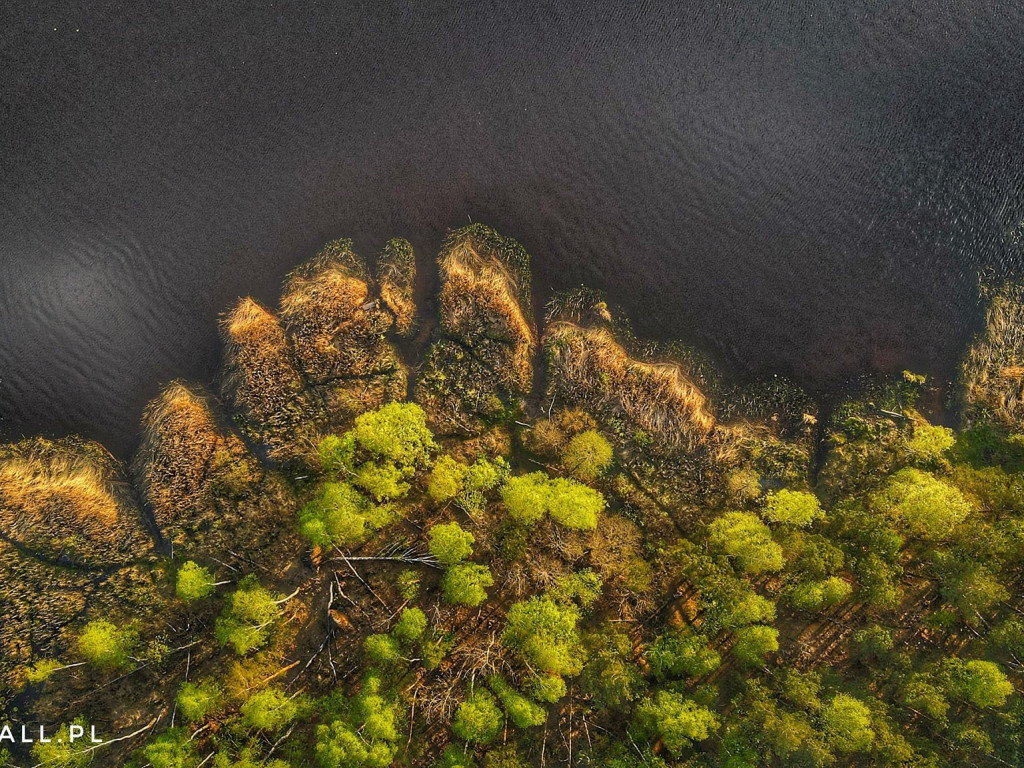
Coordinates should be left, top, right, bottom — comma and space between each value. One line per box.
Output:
214, 576, 280, 655
503, 597, 583, 676
762, 489, 822, 527
353, 461, 409, 501
395, 569, 420, 601
871, 468, 972, 540
579, 630, 646, 710
176, 561, 216, 602
318, 433, 355, 475
549, 569, 602, 608
789, 576, 852, 611
562, 430, 613, 481
428, 522, 475, 565
530, 673, 567, 703
488, 676, 546, 728
176, 679, 222, 722
732, 625, 779, 667
501, 472, 604, 530
821, 694, 874, 752
429, 455, 469, 502
25, 658, 64, 683
442, 564, 494, 607
212, 748, 289, 768
453, 690, 503, 744
78, 620, 138, 670
241, 688, 298, 731
438, 745, 476, 768
850, 624, 893, 660
315, 674, 403, 768
899, 674, 949, 723
547, 478, 604, 530
647, 630, 721, 680
942, 658, 1014, 708
501, 472, 551, 526
32, 719, 94, 768
721, 590, 776, 628
143, 728, 197, 768
632, 691, 719, 756
392, 607, 427, 644
461, 457, 509, 510
907, 424, 955, 463
708, 512, 784, 574
350, 402, 437, 467
364, 633, 402, 665
298, 482, 368, 547
934, 554, 1008, 623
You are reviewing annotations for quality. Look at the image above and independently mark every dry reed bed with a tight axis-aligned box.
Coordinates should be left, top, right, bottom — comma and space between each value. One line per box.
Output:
961, 281, 1024, 430
543, 321, 716, 452
377, 237, 417, 336
0, 436, 148, 565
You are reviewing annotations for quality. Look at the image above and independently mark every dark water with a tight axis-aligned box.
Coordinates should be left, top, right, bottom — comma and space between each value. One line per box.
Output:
3, 2, 1024, 457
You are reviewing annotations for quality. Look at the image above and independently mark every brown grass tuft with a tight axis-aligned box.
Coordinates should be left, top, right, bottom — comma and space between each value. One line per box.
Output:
377, 237, 417, 336
544, 321, 716, 451
961, 282, 1024, 429
135, 381, 223, 530
221, 297, 305, 424
0, 437, 147, 564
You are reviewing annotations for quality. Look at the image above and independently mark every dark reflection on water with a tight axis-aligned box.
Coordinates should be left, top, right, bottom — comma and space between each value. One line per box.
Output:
2, 2, 1024, 457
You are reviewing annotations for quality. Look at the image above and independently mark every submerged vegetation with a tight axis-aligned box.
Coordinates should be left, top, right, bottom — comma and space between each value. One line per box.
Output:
3, 224, 1024, 767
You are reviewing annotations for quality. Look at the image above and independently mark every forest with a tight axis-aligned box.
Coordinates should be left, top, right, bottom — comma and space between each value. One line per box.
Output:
2, 225, 1024, 767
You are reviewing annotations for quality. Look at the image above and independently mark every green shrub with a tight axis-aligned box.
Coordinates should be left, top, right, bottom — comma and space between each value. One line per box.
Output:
488, 676, 546, 728
453, 690, 503, 744
175, 561, 217, 602
503, 597, 583, 676
562, 430, 613, 481
732, 625, 779, 667
631, 691, 719, 756
762, 489, 822, 526
871, 468, 972, 540
214, 576, 281, 655
364, 634, 402, 665
501, 473, 550, 526
646, 630, 720, 680
241, 688, 298, 732
428, 522, 475, 565
442, 564, 494, 607
392, 607, 427, 644
78, 620, 138, 670
708, 512, 784, 574
176, 679, 222, 722
429, 456, 469, 503
821, 694, 874, 752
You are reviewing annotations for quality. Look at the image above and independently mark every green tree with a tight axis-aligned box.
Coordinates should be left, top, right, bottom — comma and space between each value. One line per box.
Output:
708, 512, 784, 574
442, 564, 494, 607
762, 489, 822, 526
561, 430, 613, 481
438, 745, 476, 768
353, 461, 409, 501
241, 688, 298, 731
821, 694, 874, 752
78, 620, 138, 670
32, 719, 94, 768
429, 456, 469, 503
503, 597, 583, 676
941, 658, 1014, 708
428, 522, 475, 565
631, 691, 719, 756
547, 478, 604, 531
579, 630, 646, 710
298, 482, 368, 547
646, 630, 721, 680
732, 625, 779, 667
501, 473, 550, 526
176, 679, 222, 722
453, 690, 503, 744
907, 423, 955, 464
350, 402, 437, 467
175, 561, 220, 602
721, 590, 777, 628
143, 728, 198, 768
392, 607, 427, 644
871, 468, 972, 540
789, 576, 852, 612
460, 457, 510, 512
488, 676, 546, 729
530, 673, 567, 703
364, 634, 402, 665
214, 576, 281, 655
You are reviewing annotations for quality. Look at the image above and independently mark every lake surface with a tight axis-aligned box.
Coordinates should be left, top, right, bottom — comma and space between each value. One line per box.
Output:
3, 2, 1024, 457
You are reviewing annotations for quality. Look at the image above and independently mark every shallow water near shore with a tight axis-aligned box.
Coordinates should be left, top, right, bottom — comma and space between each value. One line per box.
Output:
3, 1, 1024, 457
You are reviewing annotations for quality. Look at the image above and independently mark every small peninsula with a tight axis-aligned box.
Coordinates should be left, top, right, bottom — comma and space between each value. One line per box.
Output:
2, 225, 1024, 768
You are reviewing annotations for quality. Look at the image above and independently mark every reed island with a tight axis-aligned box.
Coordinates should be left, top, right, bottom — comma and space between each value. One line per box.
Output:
3, 225, 1024, 767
